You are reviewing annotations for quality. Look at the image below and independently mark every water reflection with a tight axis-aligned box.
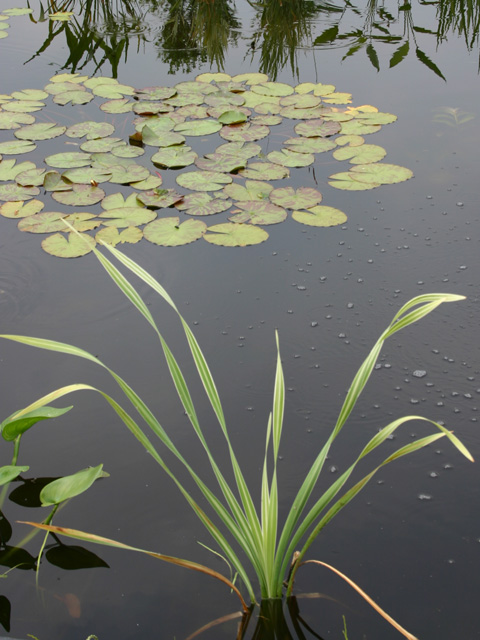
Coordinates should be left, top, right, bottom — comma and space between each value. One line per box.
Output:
20, 0, 480, 78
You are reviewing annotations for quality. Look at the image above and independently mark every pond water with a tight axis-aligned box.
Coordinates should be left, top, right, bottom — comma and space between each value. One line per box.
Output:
0, 0, 479, 638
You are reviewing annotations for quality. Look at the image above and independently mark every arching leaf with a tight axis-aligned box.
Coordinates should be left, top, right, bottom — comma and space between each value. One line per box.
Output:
136, 188, 184, 208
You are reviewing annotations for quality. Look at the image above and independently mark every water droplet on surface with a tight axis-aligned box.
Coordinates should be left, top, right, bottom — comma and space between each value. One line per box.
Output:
429, 471, 439, 478
329, 466, 338, 473
413, 370, 427, 378
311, 321, 318, 327
456, 202, 464, 207
347, 302, 354, 309
418, 493, 432, 501
410, 398, 419, 404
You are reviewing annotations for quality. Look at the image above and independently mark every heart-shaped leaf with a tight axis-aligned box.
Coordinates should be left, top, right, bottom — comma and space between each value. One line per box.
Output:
267, 149, 314, 168
14, 123, 66, 141
0, 159, 36, 181
333, 144, 387, 164
41, 232, 96, 257
96, 226, 143, 246
174, 119, 222, 136
223, 180, 273, 201
45, 152, 92, 169
294, 119, 341, 138
136, 188, 184, 208
0, 112, 35, 130
229, 201, 287, 225
1, 405, 73, 441
270, 187, 322, 209
292, 205, 347, 226
328, 171, 380, 190
144, 217, 206, 246
65, 121, 115, 140
284, 137, 337, 154
152, 146, 197, 169
238, 162, 290, 180
176, 193, 232, 216
349, 163, 414, 184
99, 207, 156, 227
0, 183, 39, 201
0, 140, 36, 155
52, 184, 106, 206
220, 123, 269, 142
0, 199, 44, 218
176, 170, 232, 192
203, 223, 269, 246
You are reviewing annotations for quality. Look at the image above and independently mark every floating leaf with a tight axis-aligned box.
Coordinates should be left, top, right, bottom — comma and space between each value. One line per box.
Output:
0, 199, 44, 218
270, 186, 322, 209
328, 171, 380, 190
96, 226, 142, 246
174, 119, 223, 137
254, 102, 282, 115
65, 121, 115, 140
41, 232, 95, 257
336, 135, 365, 147
142, 126, 185, 147
349, 163, 414, 184
252, 82, 294, 97
2, 8, 33, 15
144, 217, 206, 246
64, 212, 101, 232
333, 144, 387, 164
18, 211, 67, 233
101, 192, 141, 210
0, 159, 36, 181
176, 193, 232, 216
49, 11, 74, 20
111, 145, 144, 159
339, 121, 381, 135
267, 149, 314, 168
232, 73, 268, 85
11, 89, 48, 101
45, 152, 92, 169
175, 81, 218, 95
53, 90, 94, 106
135, 86, 176, 101
92, 83, 135, 100
16, 168, 46, 186
203, 223, 268, 246
130, 174, 163, 191
284, 137, 336, 154
44, 82, 87, 96
100, 99, 133, 114
108, 163, 150, 185
295, 83, 335, 95
215, 141, 261, 160
194, 153, 246, 173
176, 171, 232, 192
14, 122, 66, 141
238, 162, 290, 180
0, 183, 39, 201
204, 91, 245, 108
322, 92, 352, 104
176, 105, 209, 119
136, 188, 184, 208
223, 180, 273, 202
80, 137, 124, 153
84, 78, 119, 89
242, 92, 280, 109
165, 93, 204, 108
294, 119, 341, 138
49, 73, 87, 84
220, 123, 269, 142
229, 201, 287, 225
132, 102, 169, 116
52, 184, 105, 206
196, 72, 232, 84
44, 171, 72, 191
0, 140, 36, 155
152, 146, 197, 169
292, 205, 347, 226
0, 112, 35, 130
218, 110, 248, 125
99, 207, 156, 228
251, 115, 282, 126
280, 94, 321, 109
279, 106, 325, 120
62, 167, 112, 184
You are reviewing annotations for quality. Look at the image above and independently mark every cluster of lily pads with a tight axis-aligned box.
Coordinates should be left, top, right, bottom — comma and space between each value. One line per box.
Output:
0, 69, 413, 257
0, 6, 34, 40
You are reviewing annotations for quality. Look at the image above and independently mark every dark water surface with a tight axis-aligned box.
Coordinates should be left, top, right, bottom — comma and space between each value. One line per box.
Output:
0, 0, 479, 639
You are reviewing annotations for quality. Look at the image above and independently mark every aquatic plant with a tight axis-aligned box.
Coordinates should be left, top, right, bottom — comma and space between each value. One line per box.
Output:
0, 239, 472, 638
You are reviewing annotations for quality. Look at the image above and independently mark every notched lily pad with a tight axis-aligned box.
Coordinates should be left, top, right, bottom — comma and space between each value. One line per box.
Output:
0, 140, 36, 155
14, 122, 66, 141
0, 112, 35, 130
96, 226, 143, 246
176, 193, 232, 216
294, 119, 341, 138
65, 121, 115, 140
45, 152, 92, 169
203, 223, 269, 246
41, 232, 96, 258
220, 123, 269, 142
0, 199, 44, 218
223, 180, 273, 201
152, 146, 197, 169
99, 207, 156, 227
52, 184, 106, 206
328, 171, 380, 190
18, 211, 67, 233
270, 187, 322, 210
144, 217, 206, 246
0, 183, 39, 201
229, 201, 287, 225
349, 163, 414, 184
174, 119, 222, 136
136, 188, 184, 209
267, 149, 314, 168
292, 205, 347, 226
333, 144, 387, 164
176, 170, 232, 192
238, 162, 290, 181
0, 159, 36, 181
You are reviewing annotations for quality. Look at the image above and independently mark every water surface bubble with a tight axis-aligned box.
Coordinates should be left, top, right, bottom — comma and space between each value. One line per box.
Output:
418, 493, 432, 501
413, 370, 427, 378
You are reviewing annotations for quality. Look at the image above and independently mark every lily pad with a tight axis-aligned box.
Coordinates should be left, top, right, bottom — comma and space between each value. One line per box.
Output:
45, 152, 92, 169
62, 167, 113, 184
96, 226, 143, 246
52, 184, 106, 206
80, 137, 124, 153
339, 121, 381, 136
292, 205, 347, 227
176, 170, 232, 192
0, 183, 39, 201
108, 163, 151, 185
215, 141, 262, 160
229, 201, 287, 225
252, 82, 294, 97
253, 102, 283, 116
135, 86, 177, 101
0, 199, 44, 218
49, 73, 88, 84
238, 162, 290, 181
203, 223, 268, 246
136, 188, 184, 208
294, 119, 341, 138
130, 174, 163, 191
242, 92, 280, 110
270, 187, 322, 209
65, 121, 115, 140
99, 207, 156, 227
322, 92, 352, 104
15, 168, 46, 186
194, 153, 246, 173
174, 119, 223, 137
333, 144, 387, 164
92, 83, 135, 100
4, 99, 45, 113
351, 111, 397, 125
102, 193, 142, 210
44, 171, 73, 192
2, 8, 33, 15
144, 217, 206, 246
100, 99, 133, 114
176, 193, 232, 216
14, 123, 66, 141
336, 135, 365, 147
328, 172, 380, 191
220, 123, 269, 142
133, 101, 169, 116
18, 211, 68, 233
152, 146, 197, 169
0, 159, 36, 181
267, 149, 314, 168
0, 112, 35, 130
204, 91, 245, 108
41, 232, 96, 258
218, 110, 248, 125
111, 145, 145, 159
142, 126, 185, 147
53, 91, 94, 106
284, 137, 337, 154
223, 180, 273, 201
176, 106, 209, 119
83, 78, 119, 89
251, 115, 282, 126
196, 73, 232, 84
349, 163, 414, 185
232, 73, 269, 85
44, 82, 87, 96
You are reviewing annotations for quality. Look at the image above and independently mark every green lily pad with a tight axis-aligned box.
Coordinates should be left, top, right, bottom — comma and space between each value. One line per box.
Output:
251, 115, 282, 126
294, 82, 335, 95
2, 8, 33, 15
196, 72, 232, 84
130, 174, 163, 191
111, 144, 145, 159
0, 199, 44, 218
49, 73, 88, 84
0, 183, 39, 201
164, 93, 205, 108
44, 171, 73, 191
294, 119, 341, 138
176, 193, 232, 216
49, 11, 74, 21
351, 111, 397, 125
336, 135, 365, 147
328, 171, 380, 190
96, 226, 143, 246
45, 152, 92, 169
242, 92, 280, 110
220, 123, 269, 142
252, 82, 294, 97
53, 91, 94, 106
142, 126, 185, 147
194, 153, 246, 173
100, 99, 133, 114
52, 184, 106, 206
238, 162, 289, 181
0, 140, 36, 155
223, 180, 273, 202
229, 201, 287, 225
176, 105, 209, 119
270, 186, 322, 209
218, 110, 248, 125
176, 170, 232, 192
18, 211, 68, 233
339, 121, 381, 135
204, 91, 245, 108
108, 163, 151, 185
284, 137, 337, 154
267, 149, 314, 168
254, 102, 282, 115
63, 213, 102, 232
83, 78, 119, 89
135, 116, 176, 134
99, 207, 156, 227
80, 137, 124, 153
152, 146, 197, 169
215, 141, 262, 160
135, 86, 177, 101
62, 167, 113, 184
279, 106, 325, 120
65, 121, 115, 140
333, 144, 387, 164
203, 223, 268, 246
175, 81, 218, 95
92, 83, 135, 100
174, 119, 223, 137
232, 73, 269, 85
0, 159, 36, 181
41, 232, 96, 258
136, 188, 184, 208
349, 163, 414, 184
0, 111, 35, 129
292, 205, 347, 226
322, 92, 352, 104
15, 168, 46, 186
133, 101, 169, 116
0, 30, 8, 39
44, 82, 86, 96
208, 107, 251, 122
2, 100, 45, 113
144, 217, 206, 246
280, 94, 321, 109
101, 193, 142, 210
14, 122, 66, 141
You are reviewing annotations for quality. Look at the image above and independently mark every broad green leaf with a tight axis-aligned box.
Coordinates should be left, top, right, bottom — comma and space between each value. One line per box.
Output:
223, 180, 273, 201
0, 199, 44, 218
238, 162, 290, 180
45, 152, 92, 169
80, 137, 124, 153
254, 102, 282, 115
92, 84, 135, 100
135, 86, 176, 101
322, 92, 352, 104
280, 106, 325, 120
215, 141, 261, 160
65, 121, 115, 140
203, 223, 268, 246
196, 72, 232, 83
280, 94, 321, 109
133, 102, 169, 116
99, 207, 156, 228
52, 184, 105, 206
333, 144, 387, 164
41, 232, 96, 257
44, 82, 86, 96
294, 119, 341, 138
336, 135, 365, 147
100, 99, 133, 114
152, 146, 197, 169
339, 120, 381, 135
111, 145, 145, 159
0, 140, 36, 155
251, 115, 282, 126
176, 106, 209, 119
62, 167, 112, 184
204, 91, 245, 108
142, 126, 185, 147
144, 217, 206, 246
64, 212, 101, 232
2, 8, 33, 14
232, 73, 268, 85
194, 153, 246, 173
14, 122, 66, 141
0, 159, 36, 181
252, 82, 294, 97
176, 170, 232, 192
16, 168, 46, 186
18, 211, 67, 233
0, 111, 35, 129
218, 110, 248, 125
175, 81, 219, 95
130, 174, 163, 191
220, 123, 269, 142
292, 205, 347, 226
270, 187, 322, 209
0, 183, 39, 201
43, 171, 72, 191
328, 171, 380, 190
165, 93, 204, 108
1, 405, 73, 441
96, 227, 143, 246
83, 77, 119, 89
353, 111, 397, 125
176, 193, 232, 216
174, 120, 223, 137
136, 188, 184, 209
242, 91, 280, 109
350, 163, 414, 184
53, 90, 94, 106
49, 73, 87, 84
0, 466, 29, 485
108, 164, 151, 185
40, 464, 108, 506
102, 193, 142, 210
229, 201, 287, 225
49, 11, 74, 20
267, 149, 314, 168
284, 137, 336, 154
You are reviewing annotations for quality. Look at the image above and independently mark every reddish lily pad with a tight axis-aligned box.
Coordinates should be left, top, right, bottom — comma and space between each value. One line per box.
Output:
294, 119, 341, 138
176, 193, 232, 216
0, 159, 36, 181
284, 137, 337, 154
152, 146, 197, 169
176, 171, 232, 192
144, 217, 206, 246
220, 123, 269, 142
41, 232, 96, 258
0, 183, 39, 201
270, 187, 322, 210
229, 201, 287, 225
45, 152, 92, 169
136, 188, 184, 208
65, 121, 115, 140
267, 149, 314, 168
203, 223, 268, 246
292, 205, 347, 227
15, 168, 46, 186
238, 162, 290, 181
